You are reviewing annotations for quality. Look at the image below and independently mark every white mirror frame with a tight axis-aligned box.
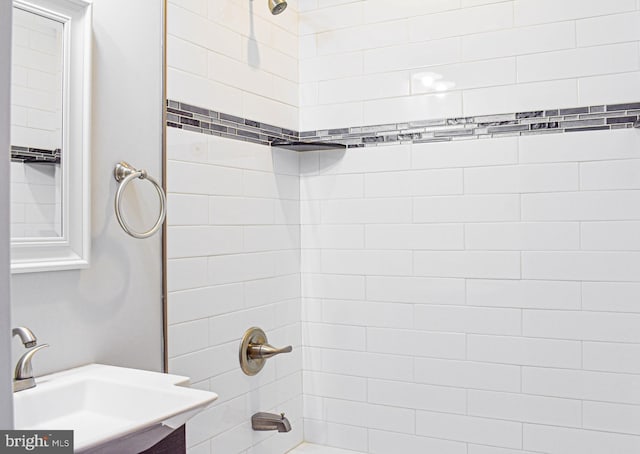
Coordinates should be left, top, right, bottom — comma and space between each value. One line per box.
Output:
11, 0, 91, 273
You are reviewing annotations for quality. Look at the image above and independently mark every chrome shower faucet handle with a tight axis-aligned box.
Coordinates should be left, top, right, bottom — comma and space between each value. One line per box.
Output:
239, 327, 293, 376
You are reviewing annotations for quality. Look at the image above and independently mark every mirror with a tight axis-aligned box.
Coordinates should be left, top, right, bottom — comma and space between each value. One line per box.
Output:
10, 0, 91, 273
11, 6, 63, 238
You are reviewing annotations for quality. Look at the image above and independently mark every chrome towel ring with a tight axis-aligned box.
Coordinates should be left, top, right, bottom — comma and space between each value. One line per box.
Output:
113, 161, 166, 239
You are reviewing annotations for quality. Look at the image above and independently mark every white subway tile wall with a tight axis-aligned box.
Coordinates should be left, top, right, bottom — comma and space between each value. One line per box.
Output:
167, 2, 304, 451
10, 161, 60, 237
167, 128, 303, 453
167, 0, 300, 130
300, 128, 640, 454
298, 0, 640, 130
11, 8, 63, 150
167, 0, 640, 453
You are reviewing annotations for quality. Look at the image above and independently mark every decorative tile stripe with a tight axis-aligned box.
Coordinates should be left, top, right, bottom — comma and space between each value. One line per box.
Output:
166, 100, 298, 146
166, 99, 640, 150
11, 145, 61, 163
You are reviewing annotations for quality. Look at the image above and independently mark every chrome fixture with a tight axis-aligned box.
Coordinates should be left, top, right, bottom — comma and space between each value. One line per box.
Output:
268, 0, 287, 15
12, 326, 38, 348
13, 327, 49, 392
239, 327, 292, 376
252, 412, 292, 432
113, 161, 167, 239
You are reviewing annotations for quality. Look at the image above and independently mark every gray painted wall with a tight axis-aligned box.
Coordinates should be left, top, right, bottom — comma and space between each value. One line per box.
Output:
10, 0, 164, 376
0, 0, 14, 430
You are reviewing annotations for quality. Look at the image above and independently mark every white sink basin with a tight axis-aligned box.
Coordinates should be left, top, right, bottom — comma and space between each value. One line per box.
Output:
13, 364, 218, 453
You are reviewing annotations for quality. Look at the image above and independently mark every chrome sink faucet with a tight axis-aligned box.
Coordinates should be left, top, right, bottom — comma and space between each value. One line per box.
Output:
12, 327, 49, 392
12, 327, 37, 348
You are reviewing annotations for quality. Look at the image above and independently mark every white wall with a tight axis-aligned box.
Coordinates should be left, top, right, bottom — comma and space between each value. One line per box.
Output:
298, 0, 640, 129
168, 0, 300, 130
10, 0, 164, 376
300, 129, 640, 454
0, 0, 14, 430
11, 162, 61, 238
166, 129, 303, 453
166, 2, 304, 453
298, 1, 640, 452
167, 1, 640, 453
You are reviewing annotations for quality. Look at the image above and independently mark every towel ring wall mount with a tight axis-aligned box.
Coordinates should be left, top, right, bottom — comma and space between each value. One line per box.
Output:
113, 161, 166, 239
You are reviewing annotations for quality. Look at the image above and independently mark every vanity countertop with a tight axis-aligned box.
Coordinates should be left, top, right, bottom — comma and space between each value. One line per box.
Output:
13, 363, 218, 453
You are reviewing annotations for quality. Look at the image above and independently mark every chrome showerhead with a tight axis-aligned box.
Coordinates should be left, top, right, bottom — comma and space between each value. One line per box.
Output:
269, 0, 287, 15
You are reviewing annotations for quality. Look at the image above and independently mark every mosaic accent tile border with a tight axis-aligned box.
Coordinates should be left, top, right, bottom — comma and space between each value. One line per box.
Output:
166, 100, 298, 147
11, 145, 61, 163
167, 99, 640, 150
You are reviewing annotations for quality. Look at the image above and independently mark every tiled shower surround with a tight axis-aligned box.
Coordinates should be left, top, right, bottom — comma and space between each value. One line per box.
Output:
166, 0, 640, 453
168, 107, 640, 453
166, 128, 304, 454
297, 127, 640, 454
